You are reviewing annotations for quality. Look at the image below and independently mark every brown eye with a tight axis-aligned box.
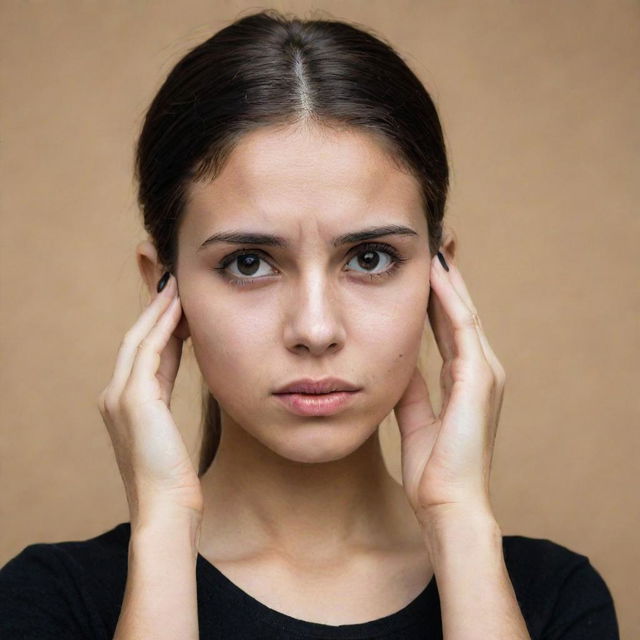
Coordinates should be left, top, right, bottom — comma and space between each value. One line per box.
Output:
213, 242, 408, 287
235, 254, 261, 276
215, 250, 277, 282
347, 248, 392, 273
344, 243, 407, 280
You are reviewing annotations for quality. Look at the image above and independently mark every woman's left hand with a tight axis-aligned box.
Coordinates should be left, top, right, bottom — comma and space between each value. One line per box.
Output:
393, 251, 506, 525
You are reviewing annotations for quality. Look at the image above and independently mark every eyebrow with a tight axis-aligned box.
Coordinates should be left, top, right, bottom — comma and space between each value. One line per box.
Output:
197, 224, 419, 251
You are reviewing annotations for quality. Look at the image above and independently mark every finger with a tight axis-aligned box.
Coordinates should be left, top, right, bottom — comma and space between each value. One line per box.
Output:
429, 253, 490, 380
127, 295, 184, 400
431, 256, 505, 451
109, 275, 177, 395
444, 259, 505, 383
155, 314, 186, 407
427, 276, 455, 361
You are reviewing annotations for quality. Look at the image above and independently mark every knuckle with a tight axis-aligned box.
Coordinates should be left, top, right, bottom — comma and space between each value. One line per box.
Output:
463, 310, 481, 330
120, 331, 136, 350
96, 389, 107, 413
463, 313, 475, 329
475, 360, 494, 385
120, 383, 145, 415
138, 336, 155, 353
99, 388, 120, 417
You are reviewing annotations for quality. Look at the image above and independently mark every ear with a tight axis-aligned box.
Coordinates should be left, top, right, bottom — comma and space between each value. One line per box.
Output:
439, 224, 457, 263
135, 238, 191, 341
425, 224, 458, 317
135, 238, 164, 296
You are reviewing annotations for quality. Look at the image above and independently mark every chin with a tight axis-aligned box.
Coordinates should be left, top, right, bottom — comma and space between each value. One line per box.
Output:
261, 421, 377, 465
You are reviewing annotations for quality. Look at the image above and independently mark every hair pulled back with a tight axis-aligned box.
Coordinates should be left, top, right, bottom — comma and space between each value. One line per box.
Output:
134, 9, 449, 477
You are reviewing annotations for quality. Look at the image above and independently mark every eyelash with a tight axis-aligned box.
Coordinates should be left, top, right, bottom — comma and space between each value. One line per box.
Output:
212, 242, 408, 288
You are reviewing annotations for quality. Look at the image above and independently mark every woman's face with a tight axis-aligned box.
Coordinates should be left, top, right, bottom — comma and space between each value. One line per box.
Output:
176, 122, 432, 463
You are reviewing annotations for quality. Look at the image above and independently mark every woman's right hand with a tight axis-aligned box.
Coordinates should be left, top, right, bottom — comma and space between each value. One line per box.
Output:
97, 273, 203, 529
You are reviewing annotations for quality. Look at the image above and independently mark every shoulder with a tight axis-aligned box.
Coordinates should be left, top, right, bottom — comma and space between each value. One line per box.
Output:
501, 534, 619, 639
0, 522, 131, 638
1, 521, 131, 586
502, 533, 591, 582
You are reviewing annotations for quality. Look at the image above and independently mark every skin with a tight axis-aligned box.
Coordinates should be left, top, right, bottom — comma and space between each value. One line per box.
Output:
114, 114, 523, 633
135, 120, 459, 622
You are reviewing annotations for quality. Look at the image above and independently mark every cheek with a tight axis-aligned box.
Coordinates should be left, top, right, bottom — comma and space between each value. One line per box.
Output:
355, 278, 428, 340
186, 298, 275, 400
184, 276, 428, 400
363, 302, 426, 378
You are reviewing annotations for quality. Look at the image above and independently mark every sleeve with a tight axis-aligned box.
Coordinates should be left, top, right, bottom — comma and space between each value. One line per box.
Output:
541, 556, 619, 639
0, 544, 89, 639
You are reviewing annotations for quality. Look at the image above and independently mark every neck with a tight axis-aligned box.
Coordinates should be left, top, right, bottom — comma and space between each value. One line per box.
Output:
198, 413, 420, 565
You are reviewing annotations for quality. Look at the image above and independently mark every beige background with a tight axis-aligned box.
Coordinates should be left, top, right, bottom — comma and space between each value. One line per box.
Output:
1, 0, 638, 636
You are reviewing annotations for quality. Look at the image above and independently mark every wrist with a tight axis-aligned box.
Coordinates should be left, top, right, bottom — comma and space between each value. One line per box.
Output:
419, 504, 502, 565
131, 506, 203, 552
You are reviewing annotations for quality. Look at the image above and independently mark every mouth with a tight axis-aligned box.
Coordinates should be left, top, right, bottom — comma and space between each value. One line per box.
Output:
273, 390, 360, 417
273, 377, 361, 395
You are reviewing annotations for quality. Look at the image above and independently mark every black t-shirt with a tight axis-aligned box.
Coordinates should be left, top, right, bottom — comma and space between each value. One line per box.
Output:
1, 521, 619, 639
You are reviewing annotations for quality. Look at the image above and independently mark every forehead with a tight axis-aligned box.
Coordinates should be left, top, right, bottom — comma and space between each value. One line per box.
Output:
181, 122, 426, 245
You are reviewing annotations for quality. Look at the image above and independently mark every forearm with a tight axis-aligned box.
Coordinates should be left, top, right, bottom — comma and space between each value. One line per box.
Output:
113, 511, 202, 640
422, 507, 531, 639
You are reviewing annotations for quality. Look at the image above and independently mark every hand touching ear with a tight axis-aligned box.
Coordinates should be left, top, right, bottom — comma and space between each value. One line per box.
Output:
393, 251, 506, 526
136, 238, 190, 342
98, 244, 201, 530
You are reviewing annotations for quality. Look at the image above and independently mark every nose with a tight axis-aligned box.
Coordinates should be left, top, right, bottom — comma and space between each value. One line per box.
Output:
282, 271, 346, 356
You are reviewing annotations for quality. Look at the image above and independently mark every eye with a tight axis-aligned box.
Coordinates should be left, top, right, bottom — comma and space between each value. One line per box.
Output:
213, 242, 408, 287
344, 244, 400, 277
216, 250, 277, 282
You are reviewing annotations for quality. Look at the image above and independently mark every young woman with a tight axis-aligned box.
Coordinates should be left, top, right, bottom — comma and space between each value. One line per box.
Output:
1, 9, 619, 639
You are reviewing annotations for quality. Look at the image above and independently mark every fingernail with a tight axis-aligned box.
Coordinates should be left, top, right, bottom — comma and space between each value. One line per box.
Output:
156, 271, 171, 292
436, 251, 450, 272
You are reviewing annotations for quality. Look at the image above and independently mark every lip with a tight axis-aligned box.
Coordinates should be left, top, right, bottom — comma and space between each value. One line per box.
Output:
273, 377, 361, 395
273, 391, 360, 416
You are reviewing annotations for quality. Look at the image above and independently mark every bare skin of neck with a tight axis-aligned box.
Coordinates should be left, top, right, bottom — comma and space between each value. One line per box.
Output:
197, 418, 433, 625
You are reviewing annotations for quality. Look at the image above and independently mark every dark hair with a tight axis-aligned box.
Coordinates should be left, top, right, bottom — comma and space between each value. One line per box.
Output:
134, 9, 449, 477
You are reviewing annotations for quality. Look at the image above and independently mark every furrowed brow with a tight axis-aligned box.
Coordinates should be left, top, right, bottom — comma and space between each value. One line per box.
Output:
335, 225, 418, 246
197, 224, 418, 251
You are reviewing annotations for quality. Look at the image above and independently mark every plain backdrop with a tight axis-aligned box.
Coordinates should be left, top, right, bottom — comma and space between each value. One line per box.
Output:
1, 1, 638, 636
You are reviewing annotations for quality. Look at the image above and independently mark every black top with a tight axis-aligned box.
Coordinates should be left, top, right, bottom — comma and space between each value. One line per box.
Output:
1, 521, 619, 639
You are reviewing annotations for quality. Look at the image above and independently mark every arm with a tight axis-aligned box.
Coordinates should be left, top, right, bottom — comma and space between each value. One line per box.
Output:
113, 509, 202, 640
393, 252, 529, 637
422, 507, 531, 639
97, 272, 205, 639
